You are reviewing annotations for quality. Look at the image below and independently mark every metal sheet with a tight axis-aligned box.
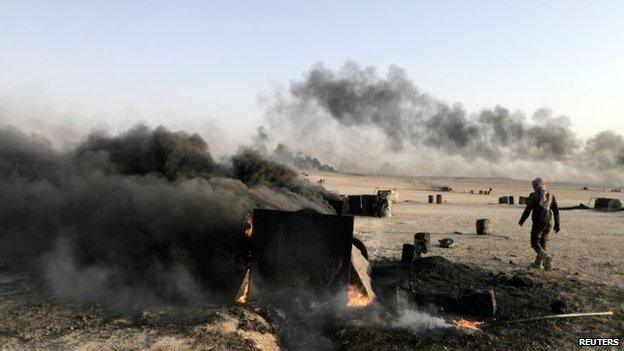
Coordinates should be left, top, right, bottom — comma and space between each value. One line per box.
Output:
250, 209, 354, 300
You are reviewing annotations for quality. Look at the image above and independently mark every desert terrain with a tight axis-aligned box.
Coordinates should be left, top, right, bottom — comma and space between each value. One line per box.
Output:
312, 172, 624, 290
1, 173, 622, 350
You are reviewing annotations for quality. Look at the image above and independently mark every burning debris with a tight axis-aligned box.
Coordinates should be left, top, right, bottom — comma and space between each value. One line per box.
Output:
347, 283, 371, 308
0, 125, 341, 307
452, 311, 616, 333
348, 260, 376, 308
235, 270, 251, 305
235, 209, 374, 308
243, 213, 254, 239
453, 319, 484, 331
1, 121, 621, 351
349, 243, 375, 308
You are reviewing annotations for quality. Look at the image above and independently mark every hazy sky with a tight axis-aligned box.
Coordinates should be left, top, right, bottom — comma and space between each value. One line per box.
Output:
1, 0, 623, 138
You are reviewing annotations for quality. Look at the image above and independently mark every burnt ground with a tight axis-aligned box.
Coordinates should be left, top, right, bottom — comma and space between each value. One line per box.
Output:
0, 261, 282, 350
336, 257, 623, 350
1, 257, 622, 350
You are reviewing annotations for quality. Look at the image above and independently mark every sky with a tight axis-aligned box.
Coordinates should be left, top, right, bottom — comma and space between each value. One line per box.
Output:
1, 0, 623, 139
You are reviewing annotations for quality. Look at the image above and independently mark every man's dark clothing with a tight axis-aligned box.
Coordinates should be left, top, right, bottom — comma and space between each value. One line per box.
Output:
519, 192, 560, 255
530, 217, 551, 255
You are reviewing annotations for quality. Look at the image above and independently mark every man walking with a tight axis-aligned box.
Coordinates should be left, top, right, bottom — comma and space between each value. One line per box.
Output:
519, 178, 560, 270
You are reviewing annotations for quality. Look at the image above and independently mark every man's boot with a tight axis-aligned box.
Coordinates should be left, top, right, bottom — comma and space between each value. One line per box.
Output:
532, 254, 543, 269
543, 253, 552, 271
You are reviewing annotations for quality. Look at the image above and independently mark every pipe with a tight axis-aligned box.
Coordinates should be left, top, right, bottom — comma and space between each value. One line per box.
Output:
482, 311, 614, 329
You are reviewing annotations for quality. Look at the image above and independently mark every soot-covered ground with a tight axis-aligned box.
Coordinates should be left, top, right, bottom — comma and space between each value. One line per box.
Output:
336, 256, 622, 350
1, 256, 621, 350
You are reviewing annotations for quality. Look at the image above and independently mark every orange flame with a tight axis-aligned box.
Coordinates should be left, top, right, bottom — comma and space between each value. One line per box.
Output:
453, 319, 483, 331
347, 283, 371, 308
236, 280, 249, 304
236, 214, 253, 304
235, 269, 250, 304
244, 213, 253, 238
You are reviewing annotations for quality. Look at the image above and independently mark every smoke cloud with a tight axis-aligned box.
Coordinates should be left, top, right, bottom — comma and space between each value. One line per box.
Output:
2, 62, 622, 308
251, 126, 336, 172
0, 125, 336, 308
272, 143, 335, 172
265, 62, 623, 182
391, 309, 451, 331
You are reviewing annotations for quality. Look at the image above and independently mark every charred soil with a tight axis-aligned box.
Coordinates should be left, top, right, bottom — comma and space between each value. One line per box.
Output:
336, 256, 623, 350
1, 257, 622, 350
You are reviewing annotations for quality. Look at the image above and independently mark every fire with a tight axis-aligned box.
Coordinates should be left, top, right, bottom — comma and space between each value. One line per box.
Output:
244, 213, 253, 238
348, 283, 371, 308
453, 319, 484, 331
236, 213, 253, 305
236, 214, 253, 304
235, 269, 251, 304
236, 279, 250, 304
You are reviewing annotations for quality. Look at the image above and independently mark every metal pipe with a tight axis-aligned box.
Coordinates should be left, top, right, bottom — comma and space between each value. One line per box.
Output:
482, 311, 614, 329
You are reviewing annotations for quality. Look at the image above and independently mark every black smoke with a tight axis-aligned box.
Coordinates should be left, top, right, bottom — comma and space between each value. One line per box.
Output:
0, 125, 336, 308
251, 126, 336, 172
231, 148, 337, 210
75, 125, 220, 179
271, 62, 623, 176
273, 143, 335, 172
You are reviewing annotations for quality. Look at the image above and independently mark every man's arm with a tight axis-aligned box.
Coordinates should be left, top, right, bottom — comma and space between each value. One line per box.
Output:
552, 195, 560, 232
519, 195, 533, 226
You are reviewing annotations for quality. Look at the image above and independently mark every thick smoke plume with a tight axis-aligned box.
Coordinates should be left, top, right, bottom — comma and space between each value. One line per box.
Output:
0, 125, 337, 308
266, 62, 624, 182
273, 143, 335, 172
252, 126, 335, 172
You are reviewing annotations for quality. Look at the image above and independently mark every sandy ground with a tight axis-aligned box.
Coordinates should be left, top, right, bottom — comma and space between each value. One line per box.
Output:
1, 172, 622, 350
0, 271, 281, 351
311, 172, 624, 289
